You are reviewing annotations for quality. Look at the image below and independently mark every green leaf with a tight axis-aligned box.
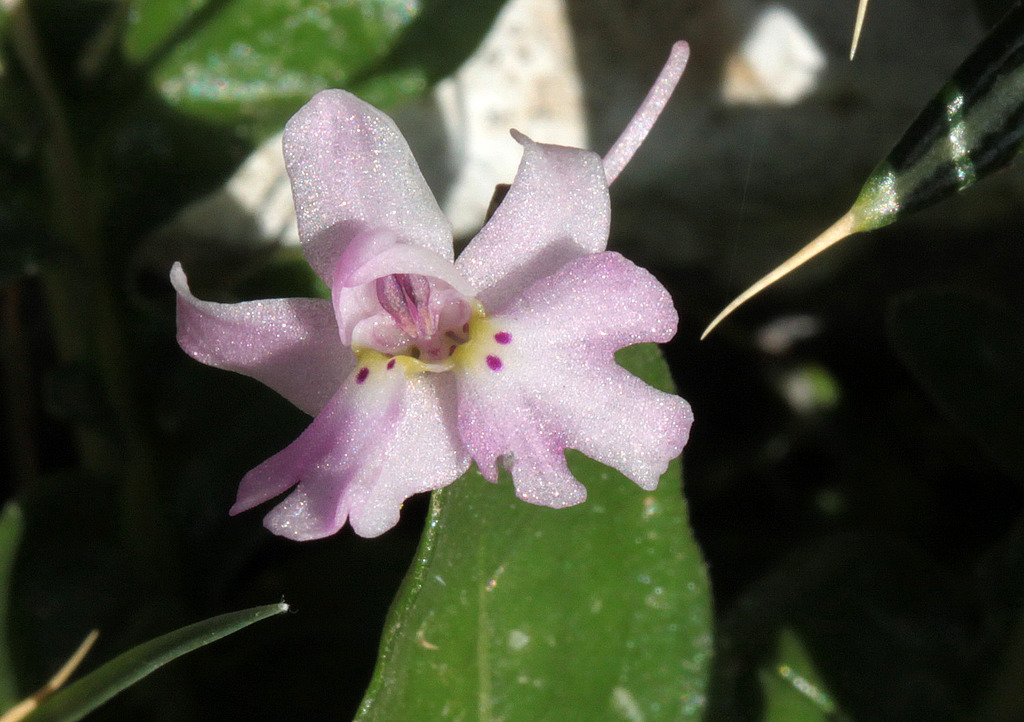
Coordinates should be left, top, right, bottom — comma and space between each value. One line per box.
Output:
355, 0, 509, 86
0, 502, 25, 710
357, 343, 712, 721
124, 0, 426, 140
888, 287, 1024, 479
760, 629, 838, 722
348, 0, 512, 110
22, 602, 289, 722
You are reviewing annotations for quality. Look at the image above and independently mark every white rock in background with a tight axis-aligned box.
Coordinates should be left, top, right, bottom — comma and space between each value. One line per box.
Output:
722, 4, 827, 106
138, 130, 298, 277
176, 132, 298, 247
429, 0, 586, 236
144, 0, 585, 265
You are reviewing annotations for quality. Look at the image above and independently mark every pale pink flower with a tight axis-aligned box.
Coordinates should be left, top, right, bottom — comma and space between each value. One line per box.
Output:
172, 42, 693, 540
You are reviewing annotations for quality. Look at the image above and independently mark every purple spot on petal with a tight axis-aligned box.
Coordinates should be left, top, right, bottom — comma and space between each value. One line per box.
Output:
386, 359, 396, 370
356, 367, 370, 384
494, 331, 512, 345
463, 323, 470, 333
486, 355, 503, 371
449, 345, 457, 356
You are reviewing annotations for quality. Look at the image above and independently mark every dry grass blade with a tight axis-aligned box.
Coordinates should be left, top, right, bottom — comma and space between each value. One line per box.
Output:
850, 0, 870, 60
0, 631, 99, 722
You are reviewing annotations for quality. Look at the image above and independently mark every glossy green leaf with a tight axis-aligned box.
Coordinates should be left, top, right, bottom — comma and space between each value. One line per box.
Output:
0, 502, 25, 710
348, 0, 511, 110
760, 629, 838, 722
123, 0, 424, 139
703, 0, 1024, 337
888, 287, 1024, 479
357, 343, 712, 721
23, 602, 289, 722
356, 0, 508, 85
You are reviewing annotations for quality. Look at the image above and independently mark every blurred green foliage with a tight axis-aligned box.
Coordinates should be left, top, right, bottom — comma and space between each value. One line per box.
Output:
760, 629, 839, 721
0, 503, 24, 710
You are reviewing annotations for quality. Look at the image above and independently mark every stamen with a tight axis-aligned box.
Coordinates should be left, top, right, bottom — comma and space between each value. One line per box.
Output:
376, 273, 435, 338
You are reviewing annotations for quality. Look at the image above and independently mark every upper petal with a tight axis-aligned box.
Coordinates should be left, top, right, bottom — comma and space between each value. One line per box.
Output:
284, 90, 454, 282
330, 229, 475, 348
232, 360, 470, 539
455, 132, 610, 313
172, 262, 353, 416
454, 252, 692, 506
334, 228, 475, 295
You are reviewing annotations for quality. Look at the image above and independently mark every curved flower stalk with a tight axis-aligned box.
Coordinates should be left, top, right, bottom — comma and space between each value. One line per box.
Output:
172, 42, 693, 540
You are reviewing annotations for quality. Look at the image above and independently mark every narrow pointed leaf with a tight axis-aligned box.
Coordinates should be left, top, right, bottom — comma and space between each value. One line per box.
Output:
760, 629, 839, 722
704, 1, 1024, 337
0, 503, 25, 710
22, 603, 289, 722
356, 343, 712, 721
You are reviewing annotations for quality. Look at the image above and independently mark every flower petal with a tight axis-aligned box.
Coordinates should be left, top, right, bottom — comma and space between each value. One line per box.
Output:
455, 252, 692, 506
331, 229, 476, 348
284, 90, 454, 282
171, 263, 352, 416
334, 228, 475, 295
455, 132, 610, 313
232, 362, 470, 539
